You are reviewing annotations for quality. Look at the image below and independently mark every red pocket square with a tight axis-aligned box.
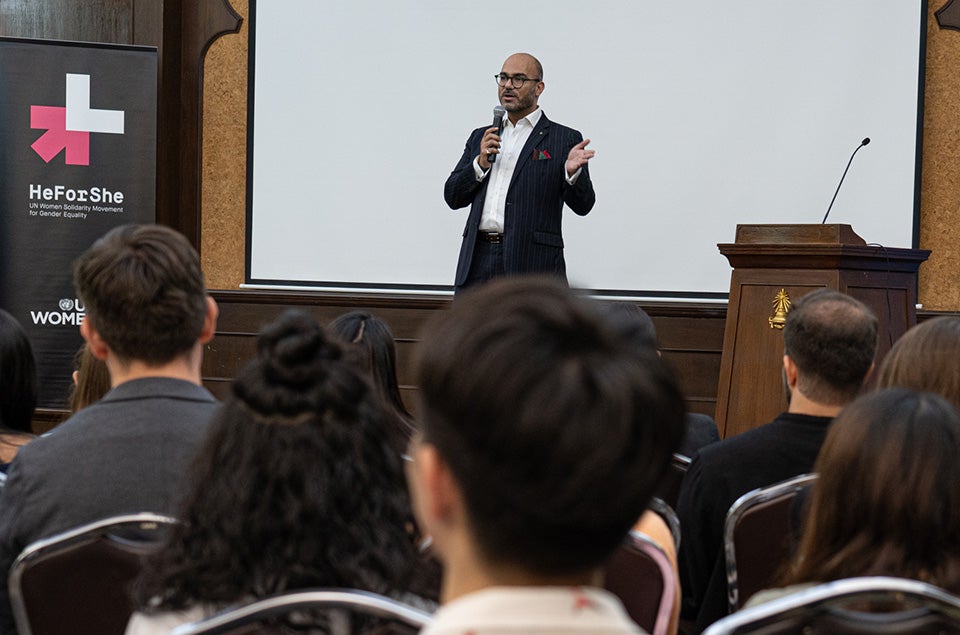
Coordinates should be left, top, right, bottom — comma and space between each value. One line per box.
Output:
533, 149, 551, 160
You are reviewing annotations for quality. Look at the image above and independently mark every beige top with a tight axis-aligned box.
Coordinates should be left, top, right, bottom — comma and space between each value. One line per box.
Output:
421, 586, 644, 635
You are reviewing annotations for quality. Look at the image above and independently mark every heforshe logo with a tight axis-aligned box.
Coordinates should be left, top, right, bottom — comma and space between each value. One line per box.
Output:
30, 73, 125, 166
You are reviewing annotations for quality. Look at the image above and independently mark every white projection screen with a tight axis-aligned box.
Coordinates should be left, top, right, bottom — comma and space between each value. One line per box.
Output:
246, 0, 925, 298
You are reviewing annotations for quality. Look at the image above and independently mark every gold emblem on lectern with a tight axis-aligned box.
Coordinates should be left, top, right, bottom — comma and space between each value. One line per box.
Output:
769, 289, 791, 329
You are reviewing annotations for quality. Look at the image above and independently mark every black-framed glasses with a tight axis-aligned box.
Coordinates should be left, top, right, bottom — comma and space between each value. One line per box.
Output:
495, 73, 541, 89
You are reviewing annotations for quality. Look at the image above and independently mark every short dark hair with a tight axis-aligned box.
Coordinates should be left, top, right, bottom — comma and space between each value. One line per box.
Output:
782, 288, 877, 405
415, 277, 686, 576
599, 301, 658, 350
876, 316, 960, 411
784, 388, 960, 592
73, 224, 208, 364
136, 310, 419, 609
0, 310, 36, 433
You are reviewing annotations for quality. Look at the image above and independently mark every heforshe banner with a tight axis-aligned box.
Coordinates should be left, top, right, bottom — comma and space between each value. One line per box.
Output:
0, 38, 157, 408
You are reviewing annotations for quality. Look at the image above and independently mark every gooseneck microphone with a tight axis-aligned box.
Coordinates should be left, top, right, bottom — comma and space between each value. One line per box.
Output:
821, 137, 871, 224
490, 105, 506, 164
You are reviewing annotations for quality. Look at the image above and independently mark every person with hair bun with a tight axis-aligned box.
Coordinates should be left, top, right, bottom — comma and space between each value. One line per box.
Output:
127, 310, 429, 634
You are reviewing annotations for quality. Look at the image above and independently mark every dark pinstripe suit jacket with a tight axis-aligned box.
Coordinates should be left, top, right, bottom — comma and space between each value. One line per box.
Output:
444, 113, 595, 286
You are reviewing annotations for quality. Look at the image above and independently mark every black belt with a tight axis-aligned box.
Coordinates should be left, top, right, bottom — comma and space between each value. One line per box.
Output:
479, 232, 503, 244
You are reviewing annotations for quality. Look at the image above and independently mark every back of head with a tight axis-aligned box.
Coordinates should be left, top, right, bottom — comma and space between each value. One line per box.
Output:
73, 224, 207, 365
415, 276, 686, 576
328, 310, 413, 429
599, 301, 658, 351
0, 309, 37, 433
138, 310, 417, 609
876, 316, 960, 411
782, 288, 877, 405
788, 388, 960, 588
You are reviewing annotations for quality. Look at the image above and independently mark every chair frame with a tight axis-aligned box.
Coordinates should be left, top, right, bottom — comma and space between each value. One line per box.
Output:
9, 511, 178, 635
723, 473, 816, 612
648, 496, 681, 550
702, 576, 960, 635
604, 529, 677, 635
654, 452, 691, 510
169, 588, 434, 635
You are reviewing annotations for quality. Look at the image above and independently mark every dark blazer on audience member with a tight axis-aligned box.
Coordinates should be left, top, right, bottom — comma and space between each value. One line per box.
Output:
676, 412, 832, 633
444, 113, 595, 286
0, 377, 218, 633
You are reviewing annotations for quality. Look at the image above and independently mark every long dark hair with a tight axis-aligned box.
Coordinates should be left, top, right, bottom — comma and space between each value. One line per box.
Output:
328, 311, 416, 451
0, 309, 37, 434
783, 388, 960, 591
135, 310, 419, 610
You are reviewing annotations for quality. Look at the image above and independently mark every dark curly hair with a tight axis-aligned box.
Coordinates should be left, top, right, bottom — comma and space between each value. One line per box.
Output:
135, 310, 419, 610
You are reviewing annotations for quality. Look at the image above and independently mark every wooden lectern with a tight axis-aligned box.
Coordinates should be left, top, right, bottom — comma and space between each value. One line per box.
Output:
714, 224, 930, 439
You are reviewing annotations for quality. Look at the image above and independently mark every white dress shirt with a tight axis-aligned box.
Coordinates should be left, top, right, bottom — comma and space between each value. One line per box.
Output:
475, 108, 543, 233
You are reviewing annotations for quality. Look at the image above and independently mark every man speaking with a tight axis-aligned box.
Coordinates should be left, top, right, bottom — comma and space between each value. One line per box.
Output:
444, 52, 596, 293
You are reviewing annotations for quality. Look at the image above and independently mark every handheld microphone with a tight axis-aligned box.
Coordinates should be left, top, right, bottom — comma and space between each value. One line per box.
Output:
490, 105, 506, 164
822, 137, 871, 224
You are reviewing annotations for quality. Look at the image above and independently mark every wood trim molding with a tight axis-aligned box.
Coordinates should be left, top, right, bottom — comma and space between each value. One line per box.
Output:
158, 0, 242, 251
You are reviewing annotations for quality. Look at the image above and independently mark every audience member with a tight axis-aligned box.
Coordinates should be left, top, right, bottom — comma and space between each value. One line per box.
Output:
599, 301, 691, 633
327, 310, 443, 601
0, 224, 220, 632
66, 343, 111, 415
601, 301, 720, 456
127, 310, 428, 633
328, 310, 416, 453
875, 315, 960, 409
407, 276, 686, 635
0, 309, 37, 470
677, 288, 878, 632
785, 316, 960, 554
747, 388, 960, 605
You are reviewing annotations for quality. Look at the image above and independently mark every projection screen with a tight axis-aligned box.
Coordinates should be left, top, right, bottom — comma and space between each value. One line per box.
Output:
246, 0, 925, 298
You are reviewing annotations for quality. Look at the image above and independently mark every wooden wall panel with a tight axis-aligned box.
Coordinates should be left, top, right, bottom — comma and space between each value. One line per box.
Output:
32, 297, 960, 434
0, 0, 135, 42
203, 292, 727, 423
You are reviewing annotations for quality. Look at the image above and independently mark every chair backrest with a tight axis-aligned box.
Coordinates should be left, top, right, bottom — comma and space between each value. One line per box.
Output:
654, 452, 691, 510
648, 496, 681, 550
168, 588, 434, 635
603, 530, 677, 635
9, 512, 178, 635
724, 473, 816, 612
702, 576, 960, 635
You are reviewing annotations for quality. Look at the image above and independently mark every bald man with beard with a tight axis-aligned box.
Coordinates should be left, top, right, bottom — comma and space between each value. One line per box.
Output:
444, 52, 596, 294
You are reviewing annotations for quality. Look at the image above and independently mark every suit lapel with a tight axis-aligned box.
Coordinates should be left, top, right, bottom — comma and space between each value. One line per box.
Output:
509, 114, 551, 190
